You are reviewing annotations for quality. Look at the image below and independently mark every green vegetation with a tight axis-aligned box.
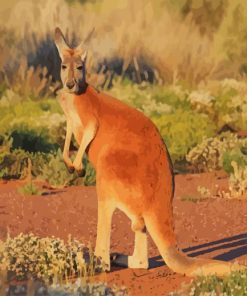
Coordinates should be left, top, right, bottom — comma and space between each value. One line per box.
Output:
0, 233, 101, 281
6, 280, 129, 296
223, 149, 247, 175
0, 233, 129, 295
176, 269, 247, 296
0, 100, 92, 186
152, 110, 215, 162
1, 79, 247, 188
18, 181, 42, 196
186, 132, 247, 173
48, 282, 129, 296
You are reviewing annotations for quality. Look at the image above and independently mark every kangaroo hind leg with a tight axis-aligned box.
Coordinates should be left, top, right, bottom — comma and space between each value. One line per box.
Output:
112, 215, 148, 269
94, 198, 115, 271
128, 216, 148, 269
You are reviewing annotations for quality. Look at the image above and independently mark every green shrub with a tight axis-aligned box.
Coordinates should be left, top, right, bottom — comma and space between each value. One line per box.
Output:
184, 79, 247, 131
109, 79, 191, 117
18, 181, 42, 196
39, 150, 96, 187
223, 148, 247, 175
186, 132, 247, 172
0, 97, 65, 147
152, 110, 215, 162
2, 79, 247, 178
227, 161, 247, 198
10, 127, 59, 153
213, 87, 247, 130
0, 136, 96, 186
0, 138, 50, 179
4, 280, 129, 296
177, 269, 247, 296
39, 150, 80, 188
0, 233, 101, 282
188, 79, 247, 131
150, 85, 191, 111
48, 281, 129, 296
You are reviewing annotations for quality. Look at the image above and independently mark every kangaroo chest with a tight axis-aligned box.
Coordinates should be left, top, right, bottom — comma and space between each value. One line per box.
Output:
59, 94, 83, 143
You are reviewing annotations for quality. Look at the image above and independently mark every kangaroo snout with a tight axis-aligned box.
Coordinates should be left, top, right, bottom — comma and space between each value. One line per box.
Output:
66, 81, 75, 90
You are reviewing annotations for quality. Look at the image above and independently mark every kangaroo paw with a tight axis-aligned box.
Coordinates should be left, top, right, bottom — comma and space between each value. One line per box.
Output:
128, 255, 148, 269
66, 165, 75, 174
77, 168, 86, 177
94, 252, 110, 271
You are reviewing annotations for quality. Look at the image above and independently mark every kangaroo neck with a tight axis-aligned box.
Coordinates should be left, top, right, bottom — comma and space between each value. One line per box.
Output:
76, 81, 88, 95
78, 84, 100, 101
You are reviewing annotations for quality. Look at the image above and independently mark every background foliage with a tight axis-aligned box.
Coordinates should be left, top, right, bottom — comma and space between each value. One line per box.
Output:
0, 0, 246, 186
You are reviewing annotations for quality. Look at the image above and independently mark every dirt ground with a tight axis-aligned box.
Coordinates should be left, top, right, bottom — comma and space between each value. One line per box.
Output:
1, 171, 247, 296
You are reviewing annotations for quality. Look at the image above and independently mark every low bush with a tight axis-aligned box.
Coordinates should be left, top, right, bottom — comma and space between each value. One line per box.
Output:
175, 269, 247, 296
39, 150, 82, 188
39, 150, 96, 187
0, 97, 65, 147
10, 127, 59, 153
48, 281, 129, 296
0, 141, 49, 180
214, 91, 247, 131
1, 78, 247, 182
195, 79, 247, 131
0, 138, 96, 186
4, 279, 129, 296
186, 132, 247, 172
228, 161, 247, 197
109, 79, 191, 116
223, 148, 247, 175
0, 95, 98, 186
18, 181, 42, 196
0, 233, 102, 282
152, 110, 215, 162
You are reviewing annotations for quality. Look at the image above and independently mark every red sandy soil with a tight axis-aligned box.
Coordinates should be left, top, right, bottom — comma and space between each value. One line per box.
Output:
0, 171, 247, 295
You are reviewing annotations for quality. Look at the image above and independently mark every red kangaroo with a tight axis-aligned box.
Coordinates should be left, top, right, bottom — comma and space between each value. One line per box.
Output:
54, 27, 244, 276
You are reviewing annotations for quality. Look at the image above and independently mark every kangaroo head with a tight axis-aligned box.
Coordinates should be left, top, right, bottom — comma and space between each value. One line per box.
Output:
54, 27, 88, 94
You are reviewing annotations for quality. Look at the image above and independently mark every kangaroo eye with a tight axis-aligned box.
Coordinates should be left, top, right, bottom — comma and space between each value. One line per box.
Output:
62, 65, 67, 70
77, 65, 83, 70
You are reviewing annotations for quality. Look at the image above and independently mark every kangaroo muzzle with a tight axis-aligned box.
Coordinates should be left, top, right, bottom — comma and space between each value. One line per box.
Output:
66, 81, 75, 90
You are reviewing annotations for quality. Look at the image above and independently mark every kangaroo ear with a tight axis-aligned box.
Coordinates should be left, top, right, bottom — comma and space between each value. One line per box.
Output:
54, 27, 69, 58
76, 27, 94, 61
81, 50, 88, 62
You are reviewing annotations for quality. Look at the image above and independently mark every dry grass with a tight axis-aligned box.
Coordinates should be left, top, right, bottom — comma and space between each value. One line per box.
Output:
0, 0, 246, 88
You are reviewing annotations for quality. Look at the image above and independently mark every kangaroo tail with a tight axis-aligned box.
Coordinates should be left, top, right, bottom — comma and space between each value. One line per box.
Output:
144, 207, 244, 277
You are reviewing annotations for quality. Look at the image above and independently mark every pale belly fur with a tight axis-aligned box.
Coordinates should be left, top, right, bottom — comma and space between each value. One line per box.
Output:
59, 94, 83, 143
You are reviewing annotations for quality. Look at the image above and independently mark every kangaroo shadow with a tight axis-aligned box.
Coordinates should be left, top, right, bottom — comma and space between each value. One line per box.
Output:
111, 233, 247, 270
149, 232, 247, 269
41, 190, 65, 196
